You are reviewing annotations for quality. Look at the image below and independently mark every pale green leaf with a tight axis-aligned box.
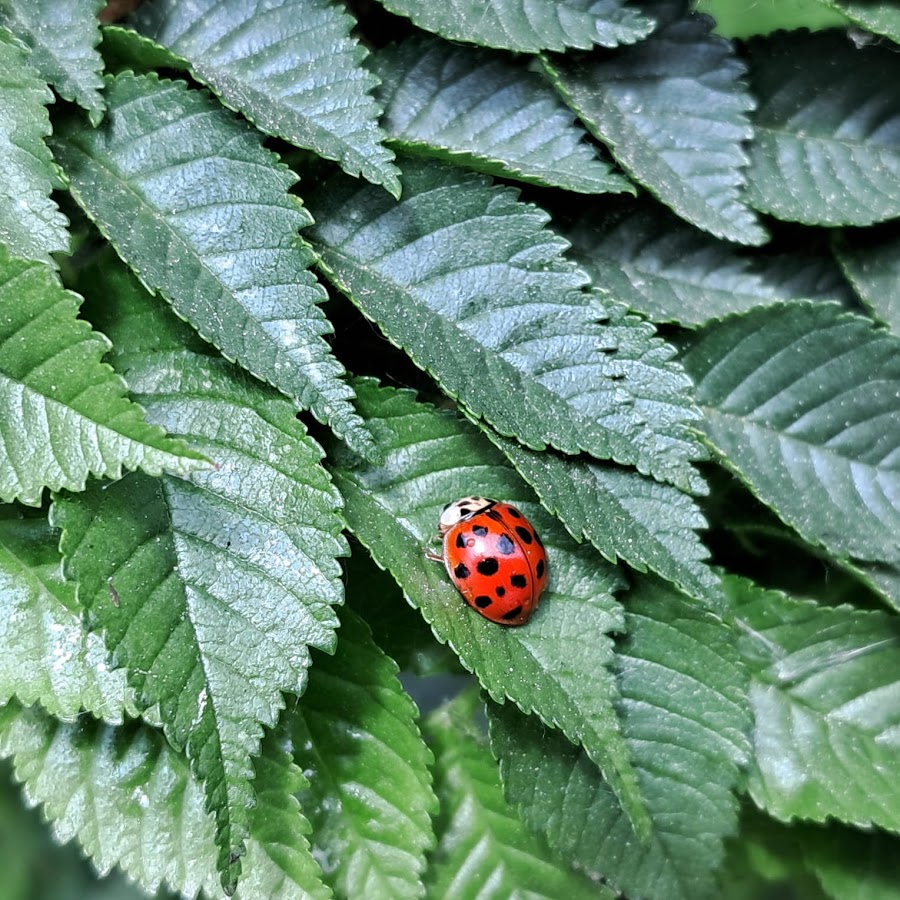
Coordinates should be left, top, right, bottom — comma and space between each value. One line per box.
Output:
0, 250, 207, 506
329, 377, 652, 841
835, 225, 900, 334
374, 0, 654, 52
491, 575, 750, 900
309, 157, 706, 493
0, 701, 329, 899
730, 576, 900, 833
424, 689, 612, 900
745, 31, 900, 227
52, 71, 379, 461
682, 302, 900, 566
545, 0, 766, 245
291, 607, 436, 900
0, 513, 130, 723
694, 0, 848, 37
373, 36, 632, 195
131, 0, 400, 196
51, 272, 347, 890
0, 33, 68, 264
0, 0, 105, 124
563, 202, 847, 327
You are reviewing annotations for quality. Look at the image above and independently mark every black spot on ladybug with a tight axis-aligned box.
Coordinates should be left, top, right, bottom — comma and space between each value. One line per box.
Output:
534, 531, 544, 549
486, 509, 503, 522
502, 605, 523, 620
454, 563, 471, 579
496, 586, 506, 597
515, 526, 533, 545
443, 501, 453, 511
536, 559, 545, 579
477, 557, 499, 576
474, 595, 492, 609
506, 507, 522, 518
455, 533, 466, 548
510, 574, 527, 589
496, 534, 515, 555
473, 524, 489, 537
460, 507, 471, 516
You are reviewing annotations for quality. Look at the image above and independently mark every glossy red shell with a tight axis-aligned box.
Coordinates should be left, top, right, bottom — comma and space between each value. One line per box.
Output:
441, 500, 548, 626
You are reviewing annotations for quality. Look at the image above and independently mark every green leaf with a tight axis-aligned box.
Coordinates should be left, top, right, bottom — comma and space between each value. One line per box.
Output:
681, 302, 900, 567
0, 33, 68, 264
730, 576, 900, 833
51, 274, 347, 890
835, 225, 900, 334
814, 0, 900, 42
563, 202, 844, 327
100, 23, 187, 74
329, 377, 651, 841
309, 157, 706, 493
0, 0, 105, 124
131, 0, 400, 196
0, 701, 329, 899
488, 432, 720, 607
372, 36, 632, 195
52, 71, 378, 462
291, 607, 436, 899
0, 250, 207, 506
374, 0, 654, 53
745, 31, 900, 227
803, 826, 900, 900
490, 575, 750, 900
424, 689, 612, 900
0, 512, 130, 722
544, 0, 766, 245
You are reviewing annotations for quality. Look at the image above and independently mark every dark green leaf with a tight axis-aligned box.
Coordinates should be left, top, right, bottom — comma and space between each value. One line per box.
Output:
374, 0, 654, 52
544, 0, 766, 245
0, 701, 329, 899
373, 36, 632, 195
329, 377, 651, 840
0, 33, 68, 264
0, 513, 130, 722
424, 689, 611, 900
52, 267, 347, 890
53, 71, 378, 461
0, 250, 207, 506
730, 576, 900, 833
491, 575, 750, 900
309, 157, 706, 493
835, 225, 900, 334
291, 607, 436, 899
803, 826, 900, 900
132, 0, 400, 196
0, 0, 104, 124
682, 302, 900, 567
745, 31, 900, 226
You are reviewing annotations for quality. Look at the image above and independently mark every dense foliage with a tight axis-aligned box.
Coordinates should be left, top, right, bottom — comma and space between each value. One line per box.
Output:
0, 0, 898, 898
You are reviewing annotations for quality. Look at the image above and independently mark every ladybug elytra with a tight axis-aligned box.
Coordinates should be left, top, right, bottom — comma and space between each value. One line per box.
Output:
432, 497, 548, 626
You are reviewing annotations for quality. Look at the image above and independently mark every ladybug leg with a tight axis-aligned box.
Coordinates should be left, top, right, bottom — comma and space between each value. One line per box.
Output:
424, 548, 443, 562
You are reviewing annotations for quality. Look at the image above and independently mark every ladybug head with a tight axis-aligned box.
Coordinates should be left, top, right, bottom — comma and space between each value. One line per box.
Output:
438, 496, 496, 533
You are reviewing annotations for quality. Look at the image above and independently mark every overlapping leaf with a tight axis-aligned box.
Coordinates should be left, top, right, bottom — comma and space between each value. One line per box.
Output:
309, 157, 705, 493
545, 0, 765, 245
291, 607, 436, 900
488, 432, 720, 606
490, 575, 750, 900
0, 34, 68, 264
52, 262, 347, 891
835, 226, 900, 334
745, 31, 900, 227
424, 689, 611, 900
730, 577, 900, 833
373, 36, 631, 195
0, 702, 329, 899
815, 0, 900, 41
682, 302, 900, 567
0, 513, 130, 722
0, 0, 104, 124
53, 71, 378, 460
328, 377, 651, 839
375, 0, 653, 52
131, 0, 399, 195
0, 250, 206, 506
803, 826, 900, 900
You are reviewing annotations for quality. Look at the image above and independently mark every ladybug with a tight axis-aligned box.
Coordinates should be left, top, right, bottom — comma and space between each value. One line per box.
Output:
430, 497, 548, 626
